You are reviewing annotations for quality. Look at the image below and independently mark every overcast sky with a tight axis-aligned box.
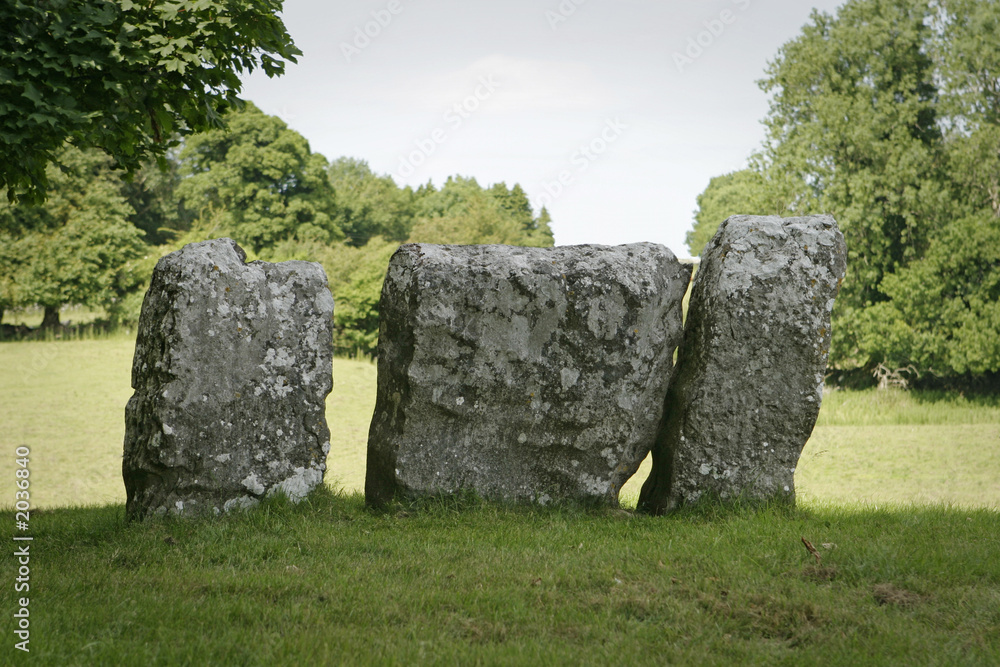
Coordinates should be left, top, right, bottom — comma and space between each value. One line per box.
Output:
241, 0, 847, 258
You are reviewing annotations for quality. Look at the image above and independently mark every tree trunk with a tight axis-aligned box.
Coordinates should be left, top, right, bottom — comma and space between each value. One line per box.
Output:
41, 305, 60, 329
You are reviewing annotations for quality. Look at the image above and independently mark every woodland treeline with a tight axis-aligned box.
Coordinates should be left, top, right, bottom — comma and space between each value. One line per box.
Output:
0, 102, 554, 357
2, 0, 998, 386
690, 0, 1000, 383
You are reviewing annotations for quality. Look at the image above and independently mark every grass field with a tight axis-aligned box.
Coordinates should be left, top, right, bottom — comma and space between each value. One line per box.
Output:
1, 337, 998, 509
0, 336, 379, 508
2, 337, 999, 664
6, 495, 1000, 665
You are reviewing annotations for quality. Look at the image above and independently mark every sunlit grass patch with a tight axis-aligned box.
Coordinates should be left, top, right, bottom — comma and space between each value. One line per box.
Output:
1, 337, 998, 510
817, 387, 1000, 426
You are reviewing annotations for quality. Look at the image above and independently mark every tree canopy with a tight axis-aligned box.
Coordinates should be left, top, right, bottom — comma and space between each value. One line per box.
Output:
686, 170, 771, 257
688, 0, 1000, 380
175, 102, 338, 254
0, 98, 555, 354
0, 5, 555, 356
328, 157, 415, 246
0, 146, 147, 327
408, 177, 554, 247
0, 0, 300, 205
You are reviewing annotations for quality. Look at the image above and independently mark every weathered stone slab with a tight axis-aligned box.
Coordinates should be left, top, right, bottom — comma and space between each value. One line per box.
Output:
638, 215, 847, 513
365, 243, 691, 507
123, 238, 334, 520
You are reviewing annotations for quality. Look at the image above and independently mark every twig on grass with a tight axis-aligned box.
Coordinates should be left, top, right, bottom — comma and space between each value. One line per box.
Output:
801, 537, 822, 564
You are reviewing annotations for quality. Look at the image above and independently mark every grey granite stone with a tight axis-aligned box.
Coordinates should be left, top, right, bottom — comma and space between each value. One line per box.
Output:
123, 238, 334, 520
366, 243, 691, 507
638, 215, 847, 513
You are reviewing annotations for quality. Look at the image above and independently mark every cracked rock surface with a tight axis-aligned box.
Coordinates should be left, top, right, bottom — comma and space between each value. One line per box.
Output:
638, 215, 847, 514
123, 238, 334, 520
366, 243, 691, 507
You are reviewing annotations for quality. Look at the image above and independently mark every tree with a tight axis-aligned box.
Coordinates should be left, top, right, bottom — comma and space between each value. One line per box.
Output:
534, 206, 555, 246
686, 169, 772, 256
328, 238, 399, 358
0, 235, 17, 326
689, 0, 1000, 378
409, 176, 555, 247
847, 0, 1000, 377
0, 146, 146, 327
855, 213, 1000, 375
120, 148, 193, 245
489, 182, 555, 247
933, 0, 1000, 127
174, 103, 339, 254
0, 0, 300, 205
758, 0, 948, 317
933, 0, 1000, 219
328, 158, 415, 246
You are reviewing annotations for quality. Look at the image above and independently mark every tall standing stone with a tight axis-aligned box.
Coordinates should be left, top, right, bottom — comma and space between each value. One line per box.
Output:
366, 243, 691, 507
638, 215, 847, 514
123, 238, 334, 520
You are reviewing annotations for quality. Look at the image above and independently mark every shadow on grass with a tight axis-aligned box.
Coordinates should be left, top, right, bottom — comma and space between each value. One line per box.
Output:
8, 487, 997, 547
0, 320, 134, 343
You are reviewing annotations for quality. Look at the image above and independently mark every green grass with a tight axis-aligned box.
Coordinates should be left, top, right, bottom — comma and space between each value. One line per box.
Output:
3, 493, 999, 665
817, 388, 1000, 426
0, 335, 137, 507
326, 357, 377, 494
1, 337, 998, 664
797, 425, 1000, 508
797, 388, 1000, 508
0, 337, 378, 508
1, 338, 999, 509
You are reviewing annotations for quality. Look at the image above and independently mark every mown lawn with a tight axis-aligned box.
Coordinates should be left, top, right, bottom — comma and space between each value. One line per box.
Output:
0, 336, 379, 507
4, 494, 1000, 665
1, 337, 999, 664
1, 337, 997, 509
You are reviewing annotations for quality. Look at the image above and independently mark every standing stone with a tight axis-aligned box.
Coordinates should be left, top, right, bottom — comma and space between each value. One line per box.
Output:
366, 243, 691, 507
123, 238, 334, 520
638, 215, 847, 514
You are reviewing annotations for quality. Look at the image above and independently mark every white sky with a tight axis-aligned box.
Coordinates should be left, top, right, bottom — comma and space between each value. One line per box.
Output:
241, 0, 847, 258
